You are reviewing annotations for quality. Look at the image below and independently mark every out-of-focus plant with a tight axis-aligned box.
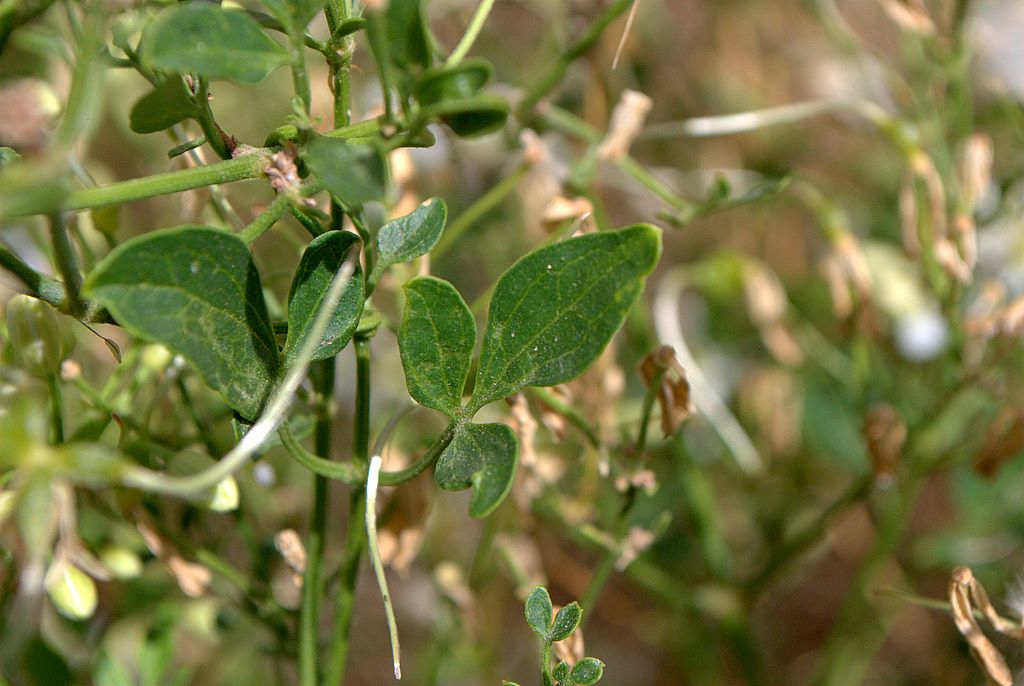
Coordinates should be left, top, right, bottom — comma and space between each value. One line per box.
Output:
4, 0, 1024, 684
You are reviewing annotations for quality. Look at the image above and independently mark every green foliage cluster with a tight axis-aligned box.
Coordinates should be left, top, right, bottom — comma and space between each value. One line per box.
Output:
3, 0, 1024, 685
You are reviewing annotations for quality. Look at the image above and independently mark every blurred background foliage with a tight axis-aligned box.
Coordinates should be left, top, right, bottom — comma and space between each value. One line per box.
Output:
4, 0, 1024, 684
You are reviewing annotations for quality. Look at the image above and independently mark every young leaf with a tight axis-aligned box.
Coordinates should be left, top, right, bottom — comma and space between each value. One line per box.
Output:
568, 657, 605, 685
433, 422, 517, 518
85, 226, 280, 420
303, 136, 387, 209
141, 3, 288, 86
550, 602, 583, 642
553, 661, 570, 683
129, 77, 199, 134
398, 276, 475, 418
283, 231, 364, 366
387, 0, 431, 70
524, 586, 553, 640
374, 197, 447, 279
470, 225, 662, 411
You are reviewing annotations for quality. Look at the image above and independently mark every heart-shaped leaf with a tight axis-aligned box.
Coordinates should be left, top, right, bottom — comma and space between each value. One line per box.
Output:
303, 136, 387, 209
434, 422, 517, 518
141, 3, 288, 85
525, 586, 553, 640
399, 276, 474, 418
470, 225, 662, 411
374, 197, 447, 279
129, 76, 200, 134
283, 230, 364, 366
85, 226, 280, 420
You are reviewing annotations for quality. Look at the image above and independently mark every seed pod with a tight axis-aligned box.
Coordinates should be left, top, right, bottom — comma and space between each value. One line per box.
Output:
6, 294, 65, 377
46, 562, 98, 620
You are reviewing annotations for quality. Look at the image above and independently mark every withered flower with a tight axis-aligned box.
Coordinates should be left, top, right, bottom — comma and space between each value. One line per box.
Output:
638, 345, 692, 438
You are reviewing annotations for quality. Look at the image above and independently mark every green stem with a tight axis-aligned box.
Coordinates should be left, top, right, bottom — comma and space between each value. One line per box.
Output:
527, 387, 600, 448
47, 374, 64, 444
432, 162, 531, 259
194, 79, 233, 160
364, 8, 397, 123
541, 640, 554, 686
7, 152, 271, 219
324, 336, 372, 686
287, 20, 312, 113
540, 104, 695, 212
377, 422, 458, 486
518, 0, 636, 117
0, 244, 66, 306
447, 0, 497, 65
240, 193, 295, 244
746, 474, 872, 596
298, 360, 335, 686
47, 214, 83, 316
247, 9, 329, 55
635, 367, 665, 456
279, 422, 363, 483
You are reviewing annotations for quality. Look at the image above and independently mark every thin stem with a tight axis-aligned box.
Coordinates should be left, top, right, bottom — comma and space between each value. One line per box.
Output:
279, 422, 363, 483
324, 336, 372, 686
240, 193, 295, 244
365, 455, 402, 679
287, 20, 312, 113
0, 244, 66, 306
47, 214, 83, 316
518, 0, 635, 117
194, 79, 233, 160
447, 0, 497, 66
299, 359, 336, 686
364, 8, 397, 123
377, 422, 458, 487
634, 366, 665, 457
540, 105, 696, 213
541, 640, 554, 686
47, 374, 64, 444
6, 152, 272, 219
432, 162, 530, 259
527, 387, 600, 448
746, 474, 871, 595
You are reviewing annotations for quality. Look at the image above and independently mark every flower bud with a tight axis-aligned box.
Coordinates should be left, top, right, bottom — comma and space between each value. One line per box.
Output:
6, 295, 65, 377
99, 545, 143, 580
207, 476, 239, 512
46, 562, 98, 620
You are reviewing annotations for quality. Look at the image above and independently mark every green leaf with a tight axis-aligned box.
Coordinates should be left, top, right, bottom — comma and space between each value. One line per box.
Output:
399, 276, 474, 418
524, 586, 553, 640
550, 602, 582, 642
129, 76, 199, 134
470, 225, 662, 410
387, 0, 431, 69
434, 422, 517, 518
283, 231, 364, 366
553, 661, 570, 683
141, 3, 288, 85
85, 226, 280, 420
568, 658, 605, 685
303, 136, 387, 209
262, 0, 324, 30
374, 197, 447, 277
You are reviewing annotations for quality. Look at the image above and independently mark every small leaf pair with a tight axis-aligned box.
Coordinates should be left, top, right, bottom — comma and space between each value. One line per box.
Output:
525, 586, 604, 686
398, 225, 662, 517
